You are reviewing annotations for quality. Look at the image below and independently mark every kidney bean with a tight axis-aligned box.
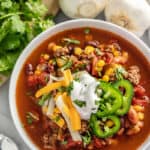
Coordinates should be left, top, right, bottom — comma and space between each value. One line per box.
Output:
65, 140, 82, 149
132, 97, 149, 106
67, 45, 74, 53
126, 125, 141, 135
25, 63, 34, 75
128, 106, 139, 125
27, 75, 38, 88
86, 40, 100, 48
94, 137, 106, 149
134, 85, 146, 97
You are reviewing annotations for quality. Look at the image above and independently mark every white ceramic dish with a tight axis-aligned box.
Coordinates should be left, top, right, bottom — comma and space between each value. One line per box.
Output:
9, 19, 150, 150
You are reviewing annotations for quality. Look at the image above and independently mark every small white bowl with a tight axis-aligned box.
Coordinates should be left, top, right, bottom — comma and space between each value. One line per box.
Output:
9, 19, 150, 150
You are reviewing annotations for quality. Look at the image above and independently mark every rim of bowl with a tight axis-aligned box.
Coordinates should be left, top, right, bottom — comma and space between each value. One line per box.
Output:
9, 19, 150, 150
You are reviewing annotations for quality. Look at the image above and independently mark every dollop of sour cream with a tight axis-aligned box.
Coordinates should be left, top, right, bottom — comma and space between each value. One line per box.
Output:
71, 72, 99, 120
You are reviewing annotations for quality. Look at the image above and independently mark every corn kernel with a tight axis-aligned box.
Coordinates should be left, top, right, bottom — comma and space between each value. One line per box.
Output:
35, 70, 41, 75
105, 68, 114, 76
95, 67, 103, 72
106, 120, 114, 127
53, 45, 62, 51
113, 51, 120, 57
48, 42, 56, 50
56, 58, 65, 67
50, 114, 65, 128
102, 75, 109, 82
43, 54, 50, 60
97, 60, 105, 67
122, 51, 128, 58
74, 47, 82, 55
138, 112, 144, 120
112, 46, 116, 53
48, 59, 53, 65
84, 46, 95, 54
133, 105, 144, 112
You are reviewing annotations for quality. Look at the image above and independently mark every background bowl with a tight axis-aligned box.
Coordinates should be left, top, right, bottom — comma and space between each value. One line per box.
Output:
9, 19, 150, 150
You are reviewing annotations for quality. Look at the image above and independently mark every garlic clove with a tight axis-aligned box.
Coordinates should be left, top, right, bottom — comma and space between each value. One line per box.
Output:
59, 0, 107, 19
42, 0, 59, 16
105, 0, 150, 37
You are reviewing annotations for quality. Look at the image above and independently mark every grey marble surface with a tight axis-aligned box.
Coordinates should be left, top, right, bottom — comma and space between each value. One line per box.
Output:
0, 12, 149, 150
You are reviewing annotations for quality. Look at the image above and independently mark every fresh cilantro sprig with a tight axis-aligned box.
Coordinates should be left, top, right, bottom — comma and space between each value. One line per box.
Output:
0, 0, 54, 75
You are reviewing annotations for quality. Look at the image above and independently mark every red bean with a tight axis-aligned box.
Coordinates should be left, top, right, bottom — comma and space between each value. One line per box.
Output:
128, 106, 139, 124
27, 75, 38, 88
65, 140, 82, 149
86, 40, 100, 48
25, 63, 34, 75
94, 137, 106, 149
132, 97, 149, 106
134, 85, 146, 97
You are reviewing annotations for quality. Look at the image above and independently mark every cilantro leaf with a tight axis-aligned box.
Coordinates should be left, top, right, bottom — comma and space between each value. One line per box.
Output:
82, 131, 91, 147
73, 99, 86, 107
38, 93, 51, 106
0, 0, 55, 75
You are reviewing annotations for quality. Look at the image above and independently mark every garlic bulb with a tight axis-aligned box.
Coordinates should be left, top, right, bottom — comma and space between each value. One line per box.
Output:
42, 0, 59, 15
59, 0, 107, 18
148, 29, 150, 41
105, 0, 150, 37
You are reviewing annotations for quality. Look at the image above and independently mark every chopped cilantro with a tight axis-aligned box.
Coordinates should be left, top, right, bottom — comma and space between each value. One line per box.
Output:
38, 93, 51, 106
66, 81, 74, 95
55, 115, 61, 122
74, 99, 86, 107
58, 82, 74, 95
63, 38, 80, 45
82, 131, 91, 147
84, 28, 90, 34
61, 140, 68, 145
26, 113, 33, 124
61, 60, 72, 70
115, 66, 127, 80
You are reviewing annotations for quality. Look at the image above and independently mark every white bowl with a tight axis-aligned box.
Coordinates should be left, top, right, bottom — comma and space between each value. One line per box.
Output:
9, 19, 150, 150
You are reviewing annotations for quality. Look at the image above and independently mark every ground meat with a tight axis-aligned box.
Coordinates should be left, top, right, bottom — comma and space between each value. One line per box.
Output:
42, 132, 57, 150
80, 120, 89, 134
127, 65, 141, 85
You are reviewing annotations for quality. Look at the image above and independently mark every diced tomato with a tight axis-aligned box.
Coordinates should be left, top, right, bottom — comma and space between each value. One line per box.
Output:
94, 137, 105, 149
39, 56, 46, 64
102, 52, 113, 64
134, 85, 146, 97
91, 57, 98, 76
132, 97, 149, 106
38, 72, 49, 86
27, 75, 38, 88
65, 140, 82, 149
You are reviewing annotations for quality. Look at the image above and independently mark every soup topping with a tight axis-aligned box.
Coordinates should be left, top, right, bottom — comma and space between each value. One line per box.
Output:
21, 28, 150, 150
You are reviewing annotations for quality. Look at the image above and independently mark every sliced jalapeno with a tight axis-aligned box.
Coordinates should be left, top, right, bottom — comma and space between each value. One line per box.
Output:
96, 82, 122, 117
113, 79, 134, 116
90, 114, 120, 138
